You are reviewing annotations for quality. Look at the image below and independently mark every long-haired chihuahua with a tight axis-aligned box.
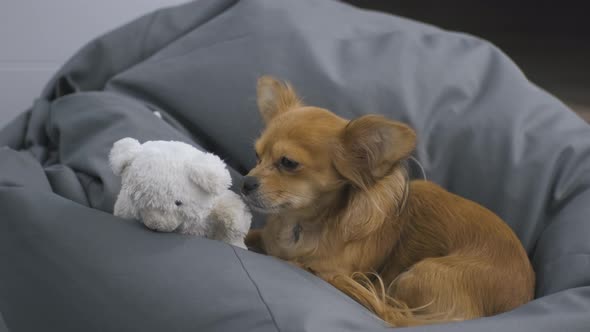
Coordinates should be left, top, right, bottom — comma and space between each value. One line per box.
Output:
242, 76, 534, 326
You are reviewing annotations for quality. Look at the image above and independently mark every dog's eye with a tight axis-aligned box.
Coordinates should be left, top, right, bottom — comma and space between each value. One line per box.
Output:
174, 200, 183, 207
280, 156, 299, 170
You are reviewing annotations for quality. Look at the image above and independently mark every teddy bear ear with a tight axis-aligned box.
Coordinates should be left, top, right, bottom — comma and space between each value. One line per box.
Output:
109, 137, 142, 176
187, 152, 232, 195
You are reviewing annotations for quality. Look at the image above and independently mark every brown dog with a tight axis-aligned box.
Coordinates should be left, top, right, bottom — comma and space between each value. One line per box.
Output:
242, 76, 535, 326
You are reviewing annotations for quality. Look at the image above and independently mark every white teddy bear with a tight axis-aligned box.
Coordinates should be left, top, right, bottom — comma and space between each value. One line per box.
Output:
109, 138, 252, 249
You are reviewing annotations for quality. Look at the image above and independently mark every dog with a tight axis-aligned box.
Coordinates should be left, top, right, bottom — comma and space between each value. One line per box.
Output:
242, 76, 535, 326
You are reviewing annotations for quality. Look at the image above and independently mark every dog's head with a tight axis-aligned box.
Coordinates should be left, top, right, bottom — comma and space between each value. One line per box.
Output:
241, 76, 416, 218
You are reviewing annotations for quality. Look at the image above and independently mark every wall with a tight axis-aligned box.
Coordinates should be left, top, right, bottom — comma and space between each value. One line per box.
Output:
0, 0, 188, 128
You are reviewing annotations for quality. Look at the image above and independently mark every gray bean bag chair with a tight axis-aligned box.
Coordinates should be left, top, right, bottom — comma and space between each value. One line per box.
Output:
1, 0, 589, 331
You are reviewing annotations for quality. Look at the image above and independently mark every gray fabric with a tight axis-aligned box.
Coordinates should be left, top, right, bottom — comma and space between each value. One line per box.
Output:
0, 311, 9, 332
1, 0, 589, 331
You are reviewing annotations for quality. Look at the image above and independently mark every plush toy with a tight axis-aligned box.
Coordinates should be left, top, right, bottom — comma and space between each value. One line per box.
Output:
109, 138, 252, 249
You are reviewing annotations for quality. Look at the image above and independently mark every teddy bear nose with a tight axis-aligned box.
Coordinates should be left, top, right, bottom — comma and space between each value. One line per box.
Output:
241, 176, 260, 195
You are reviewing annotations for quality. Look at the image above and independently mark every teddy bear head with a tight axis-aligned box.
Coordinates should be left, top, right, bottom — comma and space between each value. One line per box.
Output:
109, 138, 232, 233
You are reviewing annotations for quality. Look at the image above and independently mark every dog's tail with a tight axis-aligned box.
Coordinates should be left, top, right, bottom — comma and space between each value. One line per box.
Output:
329, 273, 454, 327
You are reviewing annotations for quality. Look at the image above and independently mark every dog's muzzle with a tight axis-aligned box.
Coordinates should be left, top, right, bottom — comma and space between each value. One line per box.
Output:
241, 176, 260, 195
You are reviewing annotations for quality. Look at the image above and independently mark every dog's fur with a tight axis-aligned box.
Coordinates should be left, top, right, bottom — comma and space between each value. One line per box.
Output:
243, 76, 535, 326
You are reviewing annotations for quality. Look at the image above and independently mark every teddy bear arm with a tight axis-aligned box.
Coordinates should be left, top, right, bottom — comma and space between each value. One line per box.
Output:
209, 208, 247, 249
209, 192, 252, 249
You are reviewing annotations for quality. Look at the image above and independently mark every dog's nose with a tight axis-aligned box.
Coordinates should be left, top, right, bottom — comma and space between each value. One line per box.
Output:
241, 176, 260, 195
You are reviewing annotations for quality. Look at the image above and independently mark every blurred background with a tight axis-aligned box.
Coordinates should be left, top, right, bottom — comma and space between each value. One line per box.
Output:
343, 0, 590, 120
1, 0, 588, 128
0, 0, 187, 128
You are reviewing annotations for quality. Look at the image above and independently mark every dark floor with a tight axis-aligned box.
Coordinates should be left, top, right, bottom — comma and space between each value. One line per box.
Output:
343, 0, 590, 118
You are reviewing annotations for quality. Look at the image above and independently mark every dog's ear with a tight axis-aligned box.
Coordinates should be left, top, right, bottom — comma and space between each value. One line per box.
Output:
334, 115, 416, 189
187, 152, 232, 195
257, 76, 302, 125
109, 138, 142, 176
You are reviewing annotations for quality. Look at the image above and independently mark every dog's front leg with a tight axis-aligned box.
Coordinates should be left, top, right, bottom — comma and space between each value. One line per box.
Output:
286, 260, 318, 275
245, 229, 267, 254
